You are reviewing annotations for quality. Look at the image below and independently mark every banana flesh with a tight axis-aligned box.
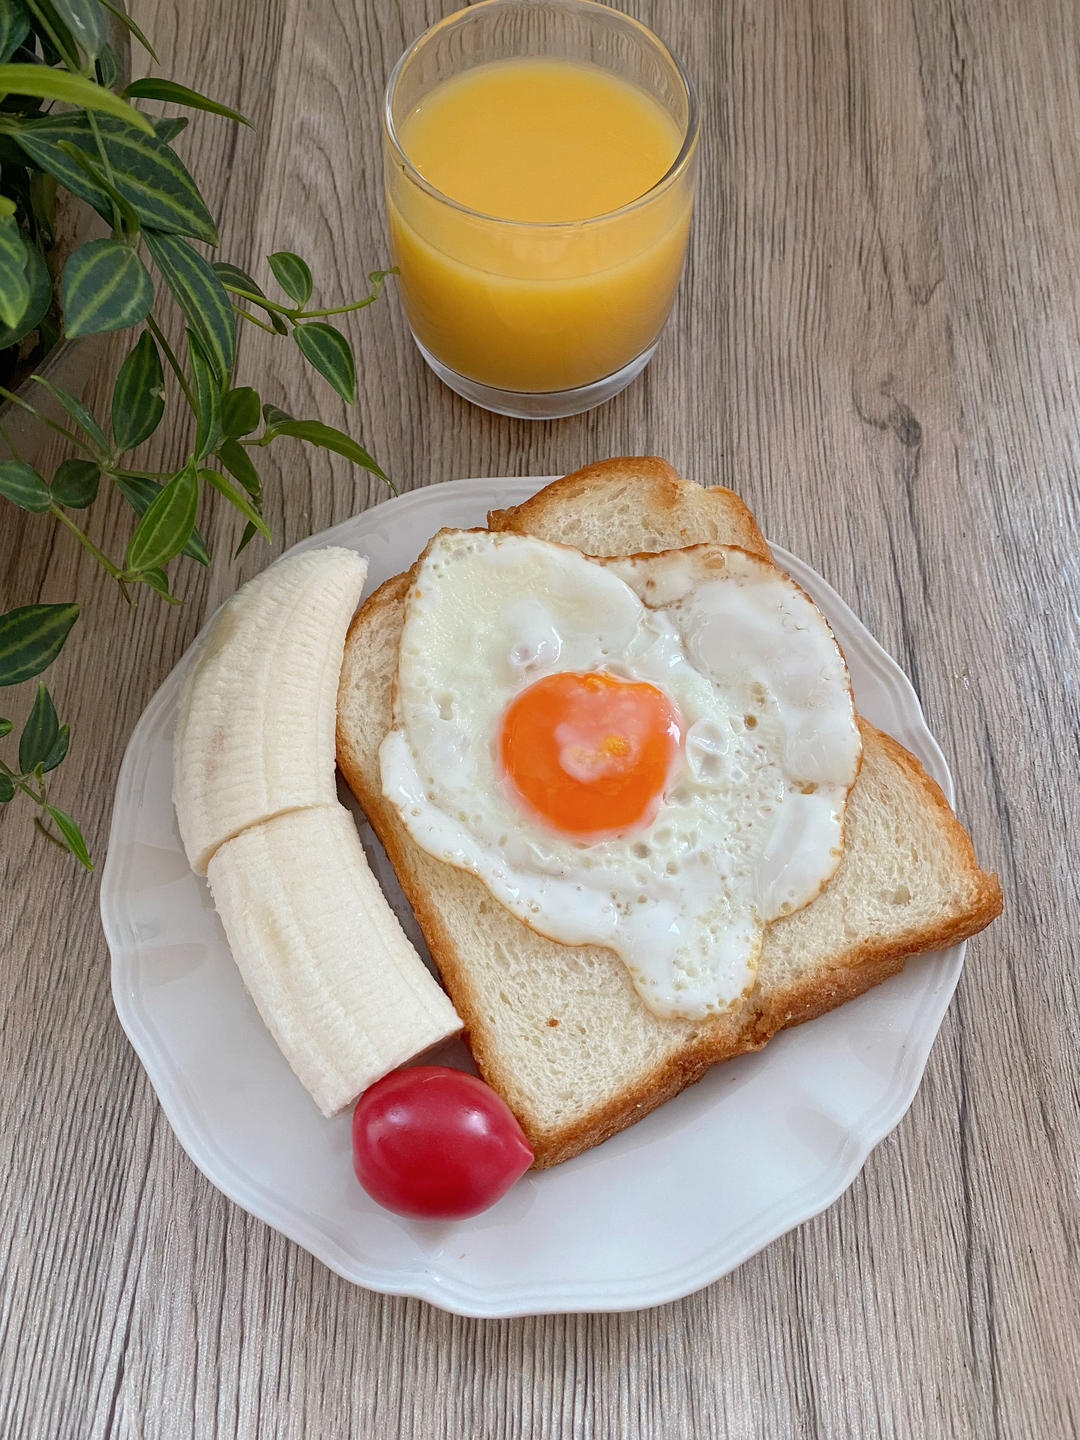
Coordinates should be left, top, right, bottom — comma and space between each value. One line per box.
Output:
207, 805, 461, 1117
174, 546, 369, 876
173, 545, 462, 1115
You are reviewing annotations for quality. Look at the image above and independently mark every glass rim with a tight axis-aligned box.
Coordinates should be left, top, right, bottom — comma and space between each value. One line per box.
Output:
382, 0, 699, 231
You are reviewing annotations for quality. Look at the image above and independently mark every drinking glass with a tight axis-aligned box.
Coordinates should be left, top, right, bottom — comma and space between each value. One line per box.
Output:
383, 0, 699, 419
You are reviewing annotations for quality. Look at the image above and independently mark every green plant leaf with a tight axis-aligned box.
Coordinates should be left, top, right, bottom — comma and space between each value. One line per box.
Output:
111, 331, 165, 452
0, 2, 29, 65
138, 566, 181, 603
292, 321, 355, 403
0, 236, 51, 348
0, 460, 50, 512
267, 251, 311, 305
51, 0, 106, 59
144, 231, 235, 381
152, 114, 187, 144
123, 78, 251, 127
187, 329, 221, 459
31, 374, 110, 455
51, 459, 100, 508
0, 603, 79, 686
94, 42, 122, 90
259, 410, 389, 484
14, 115, 217, 243
0, 212, 29, 329
233, 521, 257, 558
217, 437, 260, 498
0, 717, 11, 737
27, 169, 56, 237
62, 238, 154, 337
98, 0, 157, 61
41, 721, 69, 772
29, 2, 77, 68
0, 64, 153, 131
54, 138, 141, 234
213, 260, 263, 292
199, 466, 270, 541
44, 803, 92, 869
124, 459, 198, 573
221, 386, 260, 437
0, 774, 13, 802
216, 261, 288, 332
113, 473, 209, 564
18, 681, 59, 773
264, 307, 290, 335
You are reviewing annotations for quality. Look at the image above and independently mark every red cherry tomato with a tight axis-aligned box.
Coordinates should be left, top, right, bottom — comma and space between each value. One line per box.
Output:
352, 1066, 533, 1219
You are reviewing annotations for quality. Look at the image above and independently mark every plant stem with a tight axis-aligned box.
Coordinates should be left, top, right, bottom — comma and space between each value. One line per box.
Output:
0, 386, 98, 458
297, 272, 392, 319
222, 287, 385, 323
145, 313, 197, 413
49, 503, 122, 578
0, 766, 67, 850
233, 305, 276, 334
297, 296, 379, 319
220, 284, 295, 317
86, 113, 117, 189
0, 759, 46, 808
34, 816, 67, 850
86, 110, 124, 235
221, 272, 393, 323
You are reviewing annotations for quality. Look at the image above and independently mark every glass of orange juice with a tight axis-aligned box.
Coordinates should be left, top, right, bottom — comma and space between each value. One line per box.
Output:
383, 0, 698, 419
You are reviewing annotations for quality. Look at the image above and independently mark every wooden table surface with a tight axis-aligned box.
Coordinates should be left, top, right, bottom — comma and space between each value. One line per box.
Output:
2, 0, 1078, 1435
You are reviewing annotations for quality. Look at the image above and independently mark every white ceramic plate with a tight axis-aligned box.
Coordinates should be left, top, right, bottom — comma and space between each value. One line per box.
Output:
102, 477, 962, 1317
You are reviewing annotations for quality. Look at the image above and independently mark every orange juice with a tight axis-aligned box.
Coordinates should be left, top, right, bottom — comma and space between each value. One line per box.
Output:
386, 58, 692, 394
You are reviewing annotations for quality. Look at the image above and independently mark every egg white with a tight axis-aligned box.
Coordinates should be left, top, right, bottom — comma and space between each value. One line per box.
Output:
380, 529, 861, 1021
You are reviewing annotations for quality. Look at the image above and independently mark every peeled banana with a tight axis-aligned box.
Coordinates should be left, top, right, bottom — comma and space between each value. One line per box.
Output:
173, 546, 462, 1115
174, 546, 369, 876
207, 805, 460, 1117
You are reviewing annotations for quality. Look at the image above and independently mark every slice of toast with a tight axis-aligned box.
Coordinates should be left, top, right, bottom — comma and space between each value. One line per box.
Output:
337, 458, 1002, 1168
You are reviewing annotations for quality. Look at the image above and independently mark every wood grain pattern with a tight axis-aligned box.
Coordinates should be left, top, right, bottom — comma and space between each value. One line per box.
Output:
1, 0, 1077, 1435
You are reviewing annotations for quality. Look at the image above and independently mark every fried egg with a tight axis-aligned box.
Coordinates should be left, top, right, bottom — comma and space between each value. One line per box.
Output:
379, 529, 861, 1021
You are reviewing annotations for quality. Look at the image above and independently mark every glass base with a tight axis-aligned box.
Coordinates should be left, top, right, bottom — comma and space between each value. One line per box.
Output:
411, 336, 659, 419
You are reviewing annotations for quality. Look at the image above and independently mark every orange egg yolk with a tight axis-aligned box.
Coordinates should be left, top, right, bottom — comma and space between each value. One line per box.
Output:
499, 671, 682, 839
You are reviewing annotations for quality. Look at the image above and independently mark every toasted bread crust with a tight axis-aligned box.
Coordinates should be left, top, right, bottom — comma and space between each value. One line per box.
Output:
488, 456, 773, 564
337, 461, 1002, 1168
488, 457, 684, 529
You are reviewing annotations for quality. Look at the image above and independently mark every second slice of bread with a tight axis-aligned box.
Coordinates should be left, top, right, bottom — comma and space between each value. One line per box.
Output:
337, 459, 1002, 1167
